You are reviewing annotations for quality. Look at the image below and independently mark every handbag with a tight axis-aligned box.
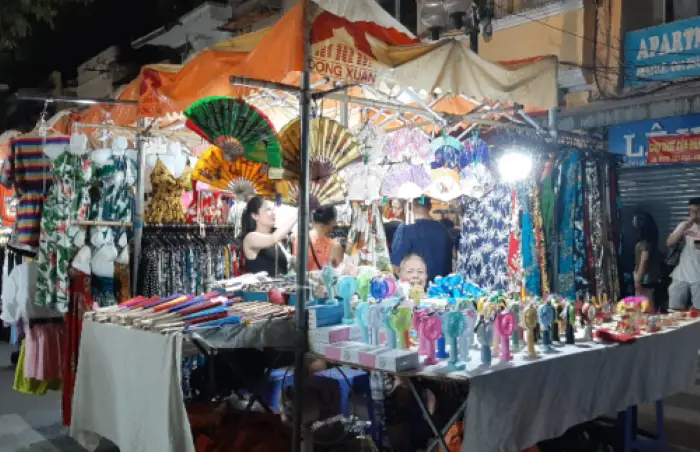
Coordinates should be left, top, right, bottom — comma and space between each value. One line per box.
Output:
665, 242, 683, 269
309, 240, 323, 270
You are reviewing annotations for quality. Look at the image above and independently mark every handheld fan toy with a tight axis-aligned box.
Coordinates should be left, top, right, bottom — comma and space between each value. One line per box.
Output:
367, 304, 383, 345
522, 304, 539, 358
421, 313, 443, 366
382, 306, 398, 348
409, 285, 425, 307
436, 315, 449, 360
384, 276, 398, 298
355, 301, 370, 343
538, 303, 555, 352
357, 271, 373, 302
495, 309, 516, 362
278, 117, 361, 182
391, 307, 413, 349
458, 308, 477, 362
322, 265, 336, 302
184, 97, 282, 171
370, 277, 390, 301
476, 316, 494, 366
581, 303, 597, 342
193, 146, 276, 200
380, 164, 432, 200
275, 174, 345, 210
444, 311, 466, 370
337, 276, 358, 325
413, 309, 429, 355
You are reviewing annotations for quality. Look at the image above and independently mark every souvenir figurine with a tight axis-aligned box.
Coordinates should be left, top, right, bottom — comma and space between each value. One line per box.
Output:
484, 301, 500, 358
509, 298, 521, 351
551, 297, 562, 343
581, 302, 597, 342
522, 304, 539, 358
537, 302, 555, 352
476, 315, 493, 366
564, 299, 576, 345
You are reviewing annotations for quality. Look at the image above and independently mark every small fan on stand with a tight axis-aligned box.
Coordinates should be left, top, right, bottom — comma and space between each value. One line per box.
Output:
444, 311, 466, 371
193, 146, 276, 200
184, 96, 283, 176
278, 117, 361, 182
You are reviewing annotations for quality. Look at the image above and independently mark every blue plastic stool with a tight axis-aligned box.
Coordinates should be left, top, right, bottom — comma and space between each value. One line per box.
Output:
618, 400, 667, 452
261, 368, 295, 411
313, 367, 378, 443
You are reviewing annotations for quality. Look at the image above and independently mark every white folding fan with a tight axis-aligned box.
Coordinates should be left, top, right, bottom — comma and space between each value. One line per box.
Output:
424, 168, 462, 202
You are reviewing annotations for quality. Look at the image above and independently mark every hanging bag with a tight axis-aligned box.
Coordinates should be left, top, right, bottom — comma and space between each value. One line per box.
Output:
665, 241, 683, 269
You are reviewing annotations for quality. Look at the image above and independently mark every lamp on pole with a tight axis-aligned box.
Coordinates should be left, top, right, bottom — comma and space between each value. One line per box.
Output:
420, 0, 494, 53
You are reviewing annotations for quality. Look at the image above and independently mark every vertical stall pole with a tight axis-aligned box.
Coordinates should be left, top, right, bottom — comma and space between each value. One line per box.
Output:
132, 120, 147, 295
292, 0, 312, 450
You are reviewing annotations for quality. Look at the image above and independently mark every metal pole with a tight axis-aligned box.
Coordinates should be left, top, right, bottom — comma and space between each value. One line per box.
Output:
340, 88, 349, 127
13, 92, 139, 106
470, 29, 478, 53
132, 119, 147, 296
292, 0, 312, 450
548, 107, 558, 139
394, 0, 401, 21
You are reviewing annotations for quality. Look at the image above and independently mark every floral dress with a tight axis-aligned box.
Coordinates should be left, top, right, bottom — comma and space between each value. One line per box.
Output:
345, 201, 391, 271
35, 151, 93, 313
145, 159, 191, 223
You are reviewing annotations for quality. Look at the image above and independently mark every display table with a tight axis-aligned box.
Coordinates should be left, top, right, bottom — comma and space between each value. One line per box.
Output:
313, 319, 700, 452
461, 320, 700, 452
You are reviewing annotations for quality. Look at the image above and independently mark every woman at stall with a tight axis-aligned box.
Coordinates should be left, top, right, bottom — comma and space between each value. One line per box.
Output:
633, 212, 661, 311
293, 205, 344, 270
241, 196, 297, 276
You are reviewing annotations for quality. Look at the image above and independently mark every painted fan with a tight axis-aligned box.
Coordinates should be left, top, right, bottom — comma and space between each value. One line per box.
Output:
431, 135, 466, 170
342, 162, 386, 202
460, 162, 497, 200
278, 117, 361, 181
352, 122, 386, 165
380, 164, 432, 200
424, 168, 461, 202
275, 174, 346, 210
383, 128, 432, 164
193, 146, 276, 200
184, 96, 283, 173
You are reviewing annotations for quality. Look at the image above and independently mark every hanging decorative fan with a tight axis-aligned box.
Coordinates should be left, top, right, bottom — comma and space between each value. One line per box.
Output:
343, 163, 386, 202
184, 96, 283, 174
352, 122, 386, 165
383, 128, 432, 164
464, 134, 490, 166
431, 135, 466, 169
460, 162, 497, 200
193, 146, 276, 200
276, 174, 346, 210
380, 164, 432, 200
424, 168, 462, 202
278, 117, 361, 181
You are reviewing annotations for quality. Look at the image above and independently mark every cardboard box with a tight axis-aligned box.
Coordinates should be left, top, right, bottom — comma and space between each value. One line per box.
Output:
310, 325, 351, 344
323, 341, 365, 362
358, 347, 392, 368
373, 349, 420, 373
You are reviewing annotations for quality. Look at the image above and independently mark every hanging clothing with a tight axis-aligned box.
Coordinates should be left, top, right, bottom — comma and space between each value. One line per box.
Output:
62, 264, 93, 426
507, 191, 523, 294
145, 159, 192, 223
574, 160, 589, 294
345, 201, 391, 271
24, 321, 64, 381
457, 180, 511, 292
35, 151, 93, 313
0, 136, 67, 247
186, 190, 224, 224
531, 181, 550, 295
0, 261, 62, 325
13, 341, 61, 396
519, 187, 541, 296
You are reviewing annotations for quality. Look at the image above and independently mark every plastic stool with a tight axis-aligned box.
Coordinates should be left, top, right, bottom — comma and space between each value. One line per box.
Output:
313, 367, 378, 443
618, 400, 667, 452
261, 368, 295, 411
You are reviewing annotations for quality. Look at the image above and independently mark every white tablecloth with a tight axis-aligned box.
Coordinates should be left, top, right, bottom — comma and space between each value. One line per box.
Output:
458, 320, 700, 452
70, 320, 195, 452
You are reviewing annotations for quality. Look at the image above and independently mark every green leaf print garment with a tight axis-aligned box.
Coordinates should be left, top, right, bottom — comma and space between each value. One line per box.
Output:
35, 151, 94, 313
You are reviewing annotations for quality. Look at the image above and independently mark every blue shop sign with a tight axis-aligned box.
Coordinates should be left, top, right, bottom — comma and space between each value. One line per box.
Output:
624, 16, 700, 86
608, 114, 700, 167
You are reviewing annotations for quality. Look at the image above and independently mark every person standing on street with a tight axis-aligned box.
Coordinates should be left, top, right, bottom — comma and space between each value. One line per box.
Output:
667, 198, 700, 310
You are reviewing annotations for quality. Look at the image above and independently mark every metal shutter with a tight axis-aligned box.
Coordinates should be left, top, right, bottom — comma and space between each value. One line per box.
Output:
618, 163, 700, 250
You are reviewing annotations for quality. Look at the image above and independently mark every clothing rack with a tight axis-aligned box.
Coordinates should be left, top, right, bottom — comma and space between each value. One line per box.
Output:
72, 220, 133, 228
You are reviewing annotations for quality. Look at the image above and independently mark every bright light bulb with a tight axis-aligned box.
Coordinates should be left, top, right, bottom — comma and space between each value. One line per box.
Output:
498, 150, 533, 182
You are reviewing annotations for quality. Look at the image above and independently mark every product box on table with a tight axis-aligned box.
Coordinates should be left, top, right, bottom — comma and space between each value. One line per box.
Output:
373, 349, 420, 373
323, 341, 366, 362
358, 347, 392, 368
311, 325, 352, 344
308, 303, 344, 328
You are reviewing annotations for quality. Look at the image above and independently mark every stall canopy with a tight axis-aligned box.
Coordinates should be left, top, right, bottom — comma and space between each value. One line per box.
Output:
78, 0, 558, 130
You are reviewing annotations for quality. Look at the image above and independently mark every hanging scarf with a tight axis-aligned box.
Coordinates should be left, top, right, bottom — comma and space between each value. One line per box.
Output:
585, 160, 605, 297
574, 160, 589, 294
531, 180, 550, 295
557, 152, 578, 299
507, 190, 523, 294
